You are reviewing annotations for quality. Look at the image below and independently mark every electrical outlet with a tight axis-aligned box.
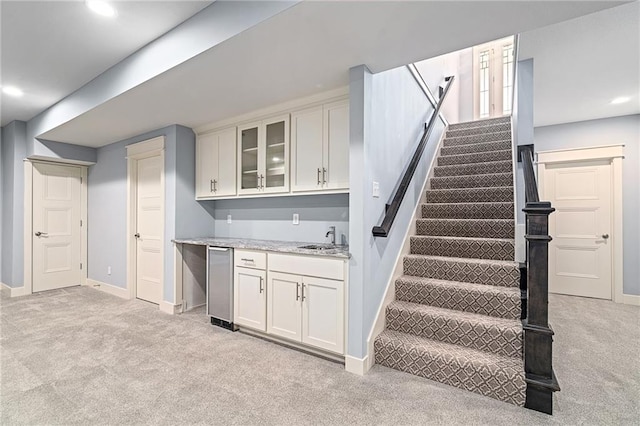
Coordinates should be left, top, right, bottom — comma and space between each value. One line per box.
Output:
107, 266, 111, 275
373, 181, 380, 198
227, 215, 232, 224
293, 213, 299, 225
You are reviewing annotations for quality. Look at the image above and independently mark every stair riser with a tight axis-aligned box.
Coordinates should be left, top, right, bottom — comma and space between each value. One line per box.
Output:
422, 203, 514, 219
416, 219, 514, 238
410, 237, 514, 261
438, 150, 512, 166
374, 334, 526, 406
434, 161, 512, 177
403, 256, 520, 287
441, 140, 511, 156
430, 173, 512, 190
385, 305, 523, 358
395, 279, 521, 320
446, 123, 511, 138
426, 187, 513, 203
443, 132, 512, 148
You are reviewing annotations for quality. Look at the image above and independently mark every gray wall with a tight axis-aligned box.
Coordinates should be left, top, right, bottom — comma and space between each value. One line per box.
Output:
415, 48, 474, 124
88, 125, 216, 303
348, 64, 442, 358
534, 114, 640, 296
1, 121, 27, 287
212, 194, 349, 244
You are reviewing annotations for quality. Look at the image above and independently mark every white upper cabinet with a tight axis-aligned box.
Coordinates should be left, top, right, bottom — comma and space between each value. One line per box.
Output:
291, 99, 349, 192
195, 128, 237, 199
238, 115, 290, 195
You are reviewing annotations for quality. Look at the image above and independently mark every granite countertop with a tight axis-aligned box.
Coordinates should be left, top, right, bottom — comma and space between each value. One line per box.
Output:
172, 237, 350, 259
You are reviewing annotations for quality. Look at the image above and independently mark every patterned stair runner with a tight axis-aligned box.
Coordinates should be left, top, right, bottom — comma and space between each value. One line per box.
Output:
375, 116, 526, 406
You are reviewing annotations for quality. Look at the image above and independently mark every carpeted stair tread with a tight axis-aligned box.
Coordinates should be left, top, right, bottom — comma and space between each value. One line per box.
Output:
430, 173, 512, 190
433, 160, 512, 177
448, 117, 510, 130
438, 150, 512, 166
422, 202, 514, 219
403, 254, 520, 287
446, 122, 511, 138
443, 132, 512, 148
410, 235, 514, 261
374, 330, 526, 406
395, 275, 521, 320
426, 186, 513, 203
441, 140, 511, 155
385, 301, 523, 358
416, 218, 514, 238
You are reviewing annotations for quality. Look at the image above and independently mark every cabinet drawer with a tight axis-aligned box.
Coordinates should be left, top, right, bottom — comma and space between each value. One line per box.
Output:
268, 253, 344, 281
235, 250, 267, 270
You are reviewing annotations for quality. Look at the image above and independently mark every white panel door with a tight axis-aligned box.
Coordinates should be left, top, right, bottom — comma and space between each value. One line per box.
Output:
32, 163, 82, 292
195, 133, 217, 198
267, 272, 302, 342
544, 160, 612, 299
234, 267, 266, 331
216, 128, 237, 197
135, 155, 163, 304
323, 100, 349, 190
291, 106, 324, 192
302, 276, 344, 354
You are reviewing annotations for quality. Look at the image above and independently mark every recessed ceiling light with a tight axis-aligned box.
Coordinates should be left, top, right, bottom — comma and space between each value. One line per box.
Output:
86, 0, 117, 18
2, 86, 24, 97
611, 96, 630, 105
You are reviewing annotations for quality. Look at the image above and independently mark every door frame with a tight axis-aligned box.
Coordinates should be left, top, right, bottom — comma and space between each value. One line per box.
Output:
537, 144, 624, 303
126, 136, 165, 305
23, 159, 88, 296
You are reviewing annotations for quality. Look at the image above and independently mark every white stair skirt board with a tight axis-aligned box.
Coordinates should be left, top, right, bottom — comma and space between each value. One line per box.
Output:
88, 279, 130, 300
345, 354, 369, 376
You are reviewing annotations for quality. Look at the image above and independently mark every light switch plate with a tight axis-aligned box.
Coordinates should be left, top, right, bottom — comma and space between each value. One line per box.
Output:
107, 266, 111, 275
373, 181, 380, 198
293, 214, 299, 225
227, 215, 232, 224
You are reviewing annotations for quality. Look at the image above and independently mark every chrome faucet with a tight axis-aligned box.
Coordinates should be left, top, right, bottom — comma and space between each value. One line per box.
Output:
326, 226, 336, 245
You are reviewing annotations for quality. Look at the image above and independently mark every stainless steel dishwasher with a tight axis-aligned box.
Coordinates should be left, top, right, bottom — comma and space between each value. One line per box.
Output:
207, 246, 237, 331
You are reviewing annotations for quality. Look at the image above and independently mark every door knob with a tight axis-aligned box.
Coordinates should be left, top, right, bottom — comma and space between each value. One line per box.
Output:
602, 234, 609, 239
134, 233, 140, 238
35, 231, 48, 237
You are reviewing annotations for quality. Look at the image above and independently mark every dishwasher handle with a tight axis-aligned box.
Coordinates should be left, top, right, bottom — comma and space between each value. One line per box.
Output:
208, 247, 230, 252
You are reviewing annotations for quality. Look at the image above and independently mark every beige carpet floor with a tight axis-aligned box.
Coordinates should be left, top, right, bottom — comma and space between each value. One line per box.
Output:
1, 285, 638, 425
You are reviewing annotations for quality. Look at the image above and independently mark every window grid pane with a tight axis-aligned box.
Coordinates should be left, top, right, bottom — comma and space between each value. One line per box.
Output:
479, 50, 490, 118
502, 44, 514, 115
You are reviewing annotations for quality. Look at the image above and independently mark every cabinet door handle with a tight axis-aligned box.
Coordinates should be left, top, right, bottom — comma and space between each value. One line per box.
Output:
322, 168, 327, 185
296, 283, 300, 301
213, 179, 217, 192
317, 168, 321, 185
210, 179, 215, 192
259, 277, 264, 293
259, 174, 264, 190
301, 283, 306, 302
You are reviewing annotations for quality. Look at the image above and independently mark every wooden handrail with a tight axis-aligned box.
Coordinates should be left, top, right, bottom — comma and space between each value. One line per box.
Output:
372, 75, 455, 237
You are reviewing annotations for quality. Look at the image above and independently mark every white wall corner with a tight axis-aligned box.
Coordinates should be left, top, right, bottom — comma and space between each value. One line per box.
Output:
345, 355, 369, 376
88, 279, 130, 300
159, 301, 181, 315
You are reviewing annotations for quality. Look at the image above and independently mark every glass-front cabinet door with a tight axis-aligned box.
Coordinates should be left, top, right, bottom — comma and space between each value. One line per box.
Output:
238, 123, 260, 193
237, 115, 289, 195
263, 115, 289, 193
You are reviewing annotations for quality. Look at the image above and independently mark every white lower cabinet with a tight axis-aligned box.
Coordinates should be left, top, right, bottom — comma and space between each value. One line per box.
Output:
234, 266, 266, 331
266, 254, 345, 355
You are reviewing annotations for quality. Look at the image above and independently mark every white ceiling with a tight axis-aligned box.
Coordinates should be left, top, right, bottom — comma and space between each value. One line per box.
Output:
39, 0, 626, 147
0, 0, 212, 126
520, 1, 639, 127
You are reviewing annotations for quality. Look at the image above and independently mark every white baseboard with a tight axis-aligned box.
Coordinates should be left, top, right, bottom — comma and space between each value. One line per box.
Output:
3, 282, 28, 297
88, 279, 130, 300
622, 293, 640, 306
345, 355, 369, 376
159, 301, 180, 315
